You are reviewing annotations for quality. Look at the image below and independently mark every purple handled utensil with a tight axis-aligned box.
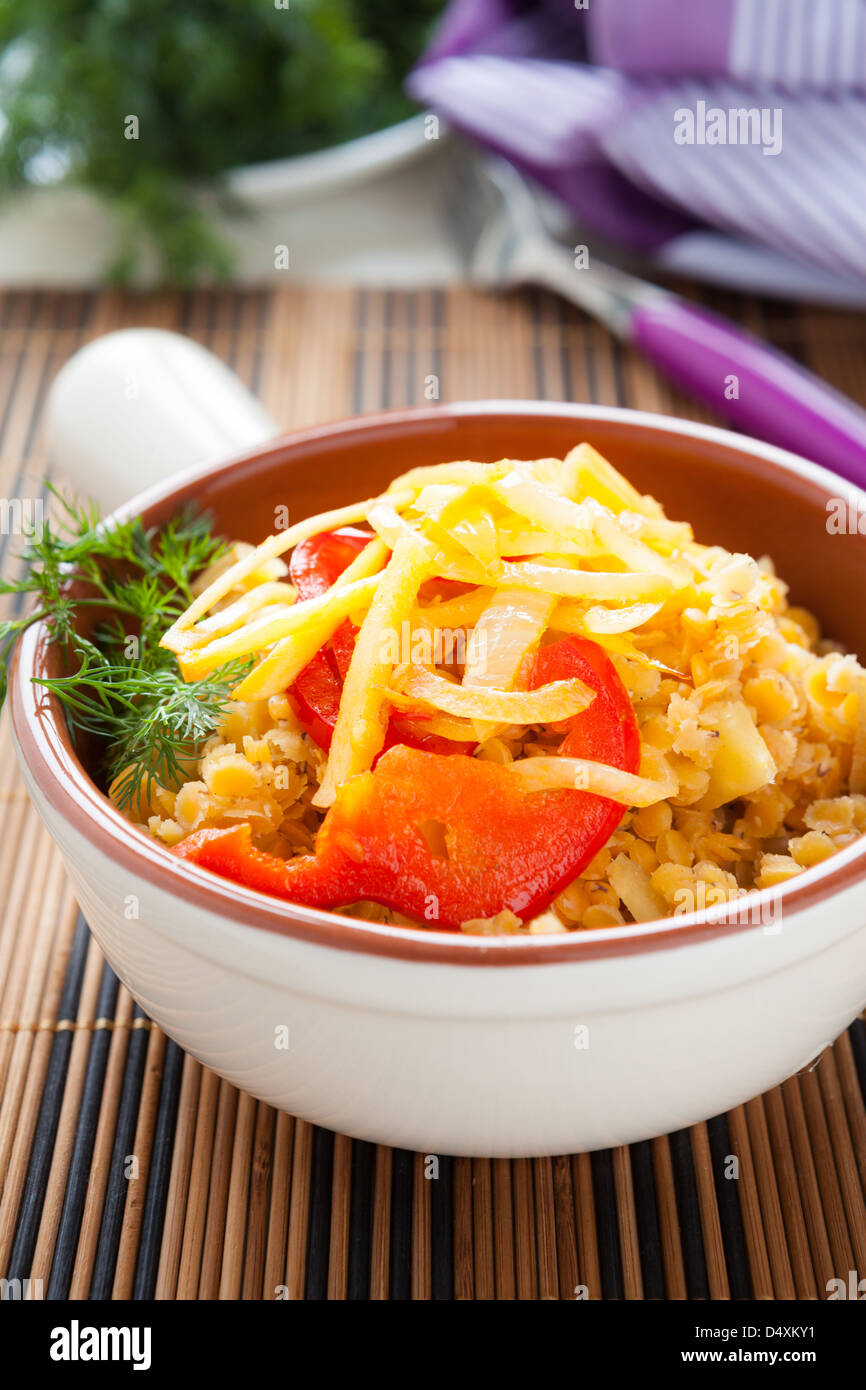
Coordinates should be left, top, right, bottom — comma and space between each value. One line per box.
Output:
445, 151, 866, 486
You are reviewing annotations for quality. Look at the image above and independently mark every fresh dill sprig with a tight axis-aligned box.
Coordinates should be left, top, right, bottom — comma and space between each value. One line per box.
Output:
0, 485, 224, 666
0, 488, 250, 808
34, 636, 251, 812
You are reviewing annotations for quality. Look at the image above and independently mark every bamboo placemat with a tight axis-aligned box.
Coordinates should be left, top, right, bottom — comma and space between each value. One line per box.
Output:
0, 285, 865, 1301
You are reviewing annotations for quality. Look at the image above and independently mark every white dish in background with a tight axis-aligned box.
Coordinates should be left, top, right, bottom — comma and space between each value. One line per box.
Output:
225, 114, 436, 202
0, 114, 459, 288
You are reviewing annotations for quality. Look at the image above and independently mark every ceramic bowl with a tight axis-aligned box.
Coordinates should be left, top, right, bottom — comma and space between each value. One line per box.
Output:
11, 402, 866, 1156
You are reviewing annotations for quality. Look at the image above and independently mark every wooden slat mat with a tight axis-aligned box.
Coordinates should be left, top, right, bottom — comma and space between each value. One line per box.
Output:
1, 285, 865, 1300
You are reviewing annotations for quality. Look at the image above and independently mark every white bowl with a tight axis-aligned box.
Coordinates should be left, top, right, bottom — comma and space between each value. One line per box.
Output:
11, 402, 866, 1156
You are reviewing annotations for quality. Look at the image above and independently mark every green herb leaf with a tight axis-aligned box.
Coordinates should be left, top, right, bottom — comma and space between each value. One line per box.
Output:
0, 487, 242, 803
34, 637, 251, 812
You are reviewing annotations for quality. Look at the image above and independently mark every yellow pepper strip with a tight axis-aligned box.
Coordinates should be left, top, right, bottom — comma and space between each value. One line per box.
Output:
314, 535, 435, 807
163, 493, 411, 650
387, 461, 508, 493
179, 575, 379, 682
565, 442, 663, 518
490, 470, 596, 544
413, 588, 493, 630
175, 582, 297, 649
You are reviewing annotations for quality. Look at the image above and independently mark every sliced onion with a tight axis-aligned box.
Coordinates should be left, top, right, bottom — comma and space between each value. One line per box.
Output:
508, 746, 678, 807
463, 587, 555, 689
390, 664, 594, 723
581, 600, 663, 635
500, 562, 675, 600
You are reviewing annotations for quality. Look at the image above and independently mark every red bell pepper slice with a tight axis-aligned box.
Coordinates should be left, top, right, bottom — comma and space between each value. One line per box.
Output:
531, 634, 642, 769
289, 526, 368, 679
288, 527, 366, 749
289, 527, 472, 757
174, 635, 640, 928
289, 526, 371, 600
288, 649, 342, 752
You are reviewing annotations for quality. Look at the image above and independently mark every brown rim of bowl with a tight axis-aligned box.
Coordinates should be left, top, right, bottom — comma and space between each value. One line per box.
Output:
10, 401, 866, 967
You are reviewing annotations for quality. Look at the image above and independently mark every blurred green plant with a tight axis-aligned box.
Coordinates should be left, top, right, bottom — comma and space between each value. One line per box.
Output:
0, 0, 444, 284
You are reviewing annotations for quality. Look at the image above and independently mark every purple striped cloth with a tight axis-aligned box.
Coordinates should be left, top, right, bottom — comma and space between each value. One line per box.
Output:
410, 0, 866, 299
